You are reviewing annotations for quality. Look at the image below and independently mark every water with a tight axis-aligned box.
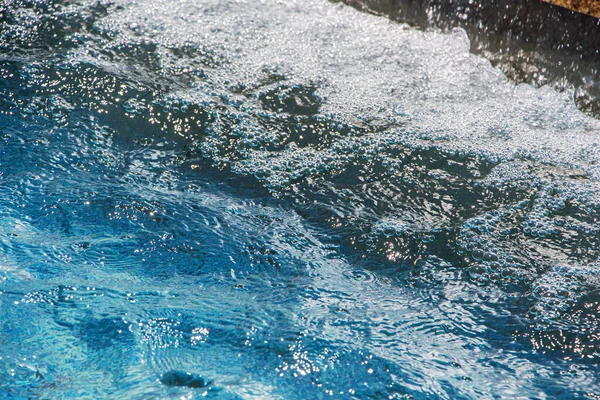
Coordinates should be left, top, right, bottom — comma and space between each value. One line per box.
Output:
1, 0, 600, 398
338, 0, 600, 117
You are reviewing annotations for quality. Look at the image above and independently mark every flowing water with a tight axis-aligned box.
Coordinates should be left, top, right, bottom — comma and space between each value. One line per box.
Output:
1, 0, 600, 398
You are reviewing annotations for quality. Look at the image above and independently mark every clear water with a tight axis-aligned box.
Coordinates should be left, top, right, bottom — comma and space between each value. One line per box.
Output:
1, 0, 600, 398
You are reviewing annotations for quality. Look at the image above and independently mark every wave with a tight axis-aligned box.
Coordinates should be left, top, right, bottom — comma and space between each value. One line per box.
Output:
1, 0, 600, 398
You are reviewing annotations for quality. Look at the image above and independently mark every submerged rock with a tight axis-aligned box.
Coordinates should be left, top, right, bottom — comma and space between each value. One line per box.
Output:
159, 370, 211, 389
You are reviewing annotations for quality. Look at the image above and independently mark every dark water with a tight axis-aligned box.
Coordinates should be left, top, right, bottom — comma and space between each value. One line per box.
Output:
1, 0, 599, 398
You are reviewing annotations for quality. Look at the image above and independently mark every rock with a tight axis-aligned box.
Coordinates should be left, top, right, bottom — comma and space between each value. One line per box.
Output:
542, 0, 600, 18
159, 370, 211, 389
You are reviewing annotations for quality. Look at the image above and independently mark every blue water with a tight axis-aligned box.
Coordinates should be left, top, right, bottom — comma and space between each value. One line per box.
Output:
1, 0, 600, 398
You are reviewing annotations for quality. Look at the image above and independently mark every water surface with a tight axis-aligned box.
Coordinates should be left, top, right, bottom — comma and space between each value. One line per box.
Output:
1, 0, 600, 398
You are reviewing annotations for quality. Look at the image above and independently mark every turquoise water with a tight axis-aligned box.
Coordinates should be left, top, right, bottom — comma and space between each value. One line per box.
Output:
1, 0, 600, 398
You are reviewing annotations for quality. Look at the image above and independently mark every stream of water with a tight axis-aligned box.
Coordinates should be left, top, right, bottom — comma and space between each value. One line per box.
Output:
1, 0, 600, 398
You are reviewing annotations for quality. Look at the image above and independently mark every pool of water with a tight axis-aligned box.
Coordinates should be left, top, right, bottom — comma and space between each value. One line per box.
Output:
1, 0, 599, 398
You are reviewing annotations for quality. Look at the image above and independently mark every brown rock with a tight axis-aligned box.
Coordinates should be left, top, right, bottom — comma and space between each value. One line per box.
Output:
542, 0, 600, 18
